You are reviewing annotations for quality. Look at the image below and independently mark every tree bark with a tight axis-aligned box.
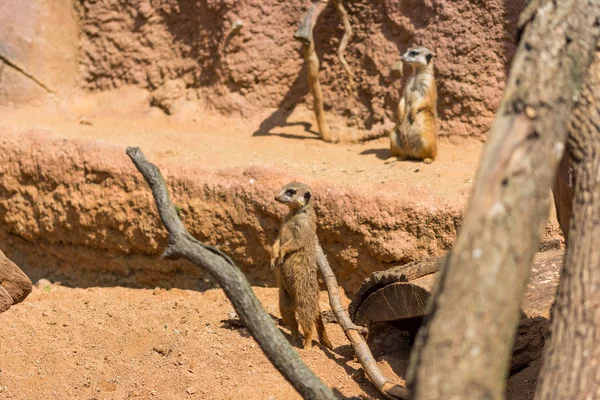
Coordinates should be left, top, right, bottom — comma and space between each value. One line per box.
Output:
407, 1, 600, 399
534, 48, 600, 400
126, 147, 336, 400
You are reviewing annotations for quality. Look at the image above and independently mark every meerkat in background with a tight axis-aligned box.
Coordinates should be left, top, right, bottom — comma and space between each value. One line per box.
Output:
271, 182, 333, 350
389, 46, 438, 164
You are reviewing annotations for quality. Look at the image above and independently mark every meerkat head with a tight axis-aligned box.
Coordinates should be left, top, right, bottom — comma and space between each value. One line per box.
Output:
275, 182, 313, 210
401, 46, 434, 68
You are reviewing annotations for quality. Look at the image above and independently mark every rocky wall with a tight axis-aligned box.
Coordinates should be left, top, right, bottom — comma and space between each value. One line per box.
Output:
77, 0, 528, 140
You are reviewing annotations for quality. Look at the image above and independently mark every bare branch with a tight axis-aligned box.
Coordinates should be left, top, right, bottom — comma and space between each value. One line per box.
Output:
535, 49, 600, 400
316, 242, 409, 400
126, 147, 337, 400
407, 1, 600, 398
332, 0, 354, 88
294, 2, 337, 143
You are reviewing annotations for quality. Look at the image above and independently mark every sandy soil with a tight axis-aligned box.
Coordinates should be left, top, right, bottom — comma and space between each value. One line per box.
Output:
0, 94, 483, 196
0, 282, 538, 400
0, 283, 385, 399
0, 95, 548, 399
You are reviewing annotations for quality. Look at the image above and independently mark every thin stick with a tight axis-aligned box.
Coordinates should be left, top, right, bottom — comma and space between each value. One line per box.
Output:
332, 0, 354, 89
126, 147, 337, 400
316, 242, 409, 400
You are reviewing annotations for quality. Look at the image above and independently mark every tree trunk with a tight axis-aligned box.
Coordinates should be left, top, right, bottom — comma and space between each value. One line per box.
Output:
534, 48, 600, 400
407, 1, 600, 399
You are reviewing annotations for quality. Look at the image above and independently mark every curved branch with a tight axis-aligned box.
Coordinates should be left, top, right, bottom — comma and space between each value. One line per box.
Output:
316, 243, 409, 400
126, 147, 336, 400
332, 0, 354, 88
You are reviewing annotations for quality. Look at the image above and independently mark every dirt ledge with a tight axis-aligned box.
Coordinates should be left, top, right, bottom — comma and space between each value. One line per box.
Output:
0, 130, 562, 294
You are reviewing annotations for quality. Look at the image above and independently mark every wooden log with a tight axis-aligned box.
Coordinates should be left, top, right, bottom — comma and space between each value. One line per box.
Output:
332, 0, 354, 88
348, 250, 563, 373
0, 285, 14, 314
316, 243, 409, 399
0, 249, 32, 314
348, 257, 442, 324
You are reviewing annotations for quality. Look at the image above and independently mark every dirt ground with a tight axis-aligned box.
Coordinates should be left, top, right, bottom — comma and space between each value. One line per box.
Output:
0, 0, 552, 397
0, 88, 555, 400
0, 90, 483, 193
0, 281, 539, 400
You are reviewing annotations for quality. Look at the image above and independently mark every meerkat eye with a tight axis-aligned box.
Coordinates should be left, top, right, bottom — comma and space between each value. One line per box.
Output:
285, 189, 296, 196
409, 51, 418, 57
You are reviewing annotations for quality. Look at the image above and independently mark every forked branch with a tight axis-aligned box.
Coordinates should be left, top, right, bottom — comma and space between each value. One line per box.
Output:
126, 147, 336, 400
316, 243, 409, 400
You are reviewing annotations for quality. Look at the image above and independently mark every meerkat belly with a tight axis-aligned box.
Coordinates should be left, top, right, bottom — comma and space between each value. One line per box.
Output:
280, 251, 318, 298
396, 105, 424, 148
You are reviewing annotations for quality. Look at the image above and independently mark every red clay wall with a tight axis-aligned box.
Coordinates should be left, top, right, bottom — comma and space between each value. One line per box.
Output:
77, 0, 527, 139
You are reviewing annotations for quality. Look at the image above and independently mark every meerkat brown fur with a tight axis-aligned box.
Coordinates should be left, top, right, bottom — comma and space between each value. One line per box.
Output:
271, 182, 333, 350
390, 46, 438, 163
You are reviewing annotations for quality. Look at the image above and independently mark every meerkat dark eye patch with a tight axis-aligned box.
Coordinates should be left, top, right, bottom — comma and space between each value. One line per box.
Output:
304, 191, 311, 203
426, 53, 432, 63
409, 51, 418, 57
285, 189, 296, 196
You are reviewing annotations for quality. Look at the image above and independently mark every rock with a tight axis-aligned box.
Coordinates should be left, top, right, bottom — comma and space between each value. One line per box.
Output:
150, 79, 187, 115
186, 387, 197, 395
0, 250, 32, 313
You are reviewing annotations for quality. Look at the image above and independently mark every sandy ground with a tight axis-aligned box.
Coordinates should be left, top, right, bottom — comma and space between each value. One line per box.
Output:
0, 95, 545, 399
0, 91, 483, 199
0, 282, 538, 400
0, 283, 387, 400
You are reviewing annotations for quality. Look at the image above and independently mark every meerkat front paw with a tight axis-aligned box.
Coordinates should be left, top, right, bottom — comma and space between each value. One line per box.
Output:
270, 257, 279, 270
423, 158, 433, 164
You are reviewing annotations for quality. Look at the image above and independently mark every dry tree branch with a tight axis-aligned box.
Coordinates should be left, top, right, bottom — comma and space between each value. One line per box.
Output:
125, 147, 337, 400
534, 49, 600, 400
332, 0, 354, 89
407, 1, 600, 399
316, 243, 409, 400
294, 1, 337, 143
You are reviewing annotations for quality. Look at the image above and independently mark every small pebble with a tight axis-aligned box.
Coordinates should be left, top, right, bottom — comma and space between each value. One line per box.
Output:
186, 387, 197, 395
36, 279, 52, 289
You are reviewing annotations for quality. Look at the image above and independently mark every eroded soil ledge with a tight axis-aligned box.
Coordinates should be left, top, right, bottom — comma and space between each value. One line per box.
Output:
0, 128, 561, 294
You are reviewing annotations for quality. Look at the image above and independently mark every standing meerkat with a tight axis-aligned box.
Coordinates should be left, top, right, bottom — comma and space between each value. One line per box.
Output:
389, 46, 438, 164
271, 182, 333, 350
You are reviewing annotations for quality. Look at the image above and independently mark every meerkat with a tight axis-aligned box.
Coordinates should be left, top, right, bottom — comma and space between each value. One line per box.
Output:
389, 46, 438, 164
271, 182, 333, 350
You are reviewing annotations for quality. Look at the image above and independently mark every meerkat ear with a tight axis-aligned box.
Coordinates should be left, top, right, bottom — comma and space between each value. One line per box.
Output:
426, 53, 432, 63
304, 191, 312, 204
